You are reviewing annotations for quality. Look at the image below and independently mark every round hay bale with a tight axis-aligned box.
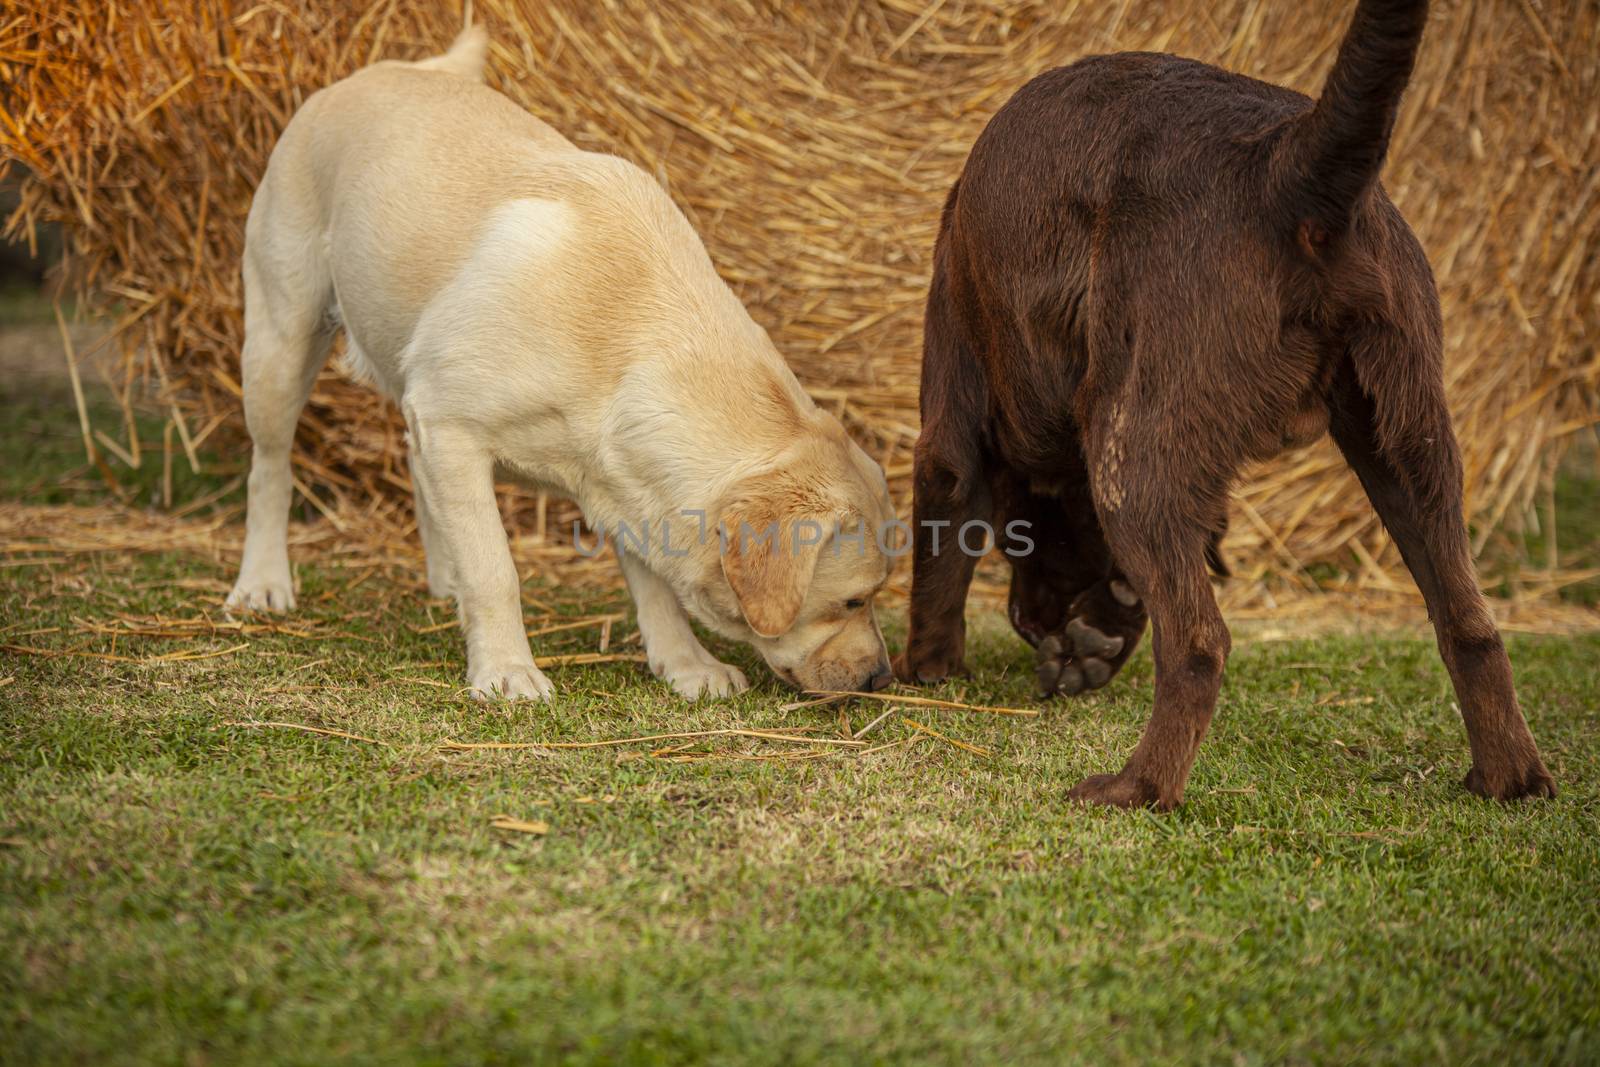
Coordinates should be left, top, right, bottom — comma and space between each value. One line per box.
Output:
2, 0, 1595, 594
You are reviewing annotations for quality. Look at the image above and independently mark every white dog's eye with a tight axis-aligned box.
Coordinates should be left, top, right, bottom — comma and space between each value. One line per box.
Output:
844, 598, 866, 611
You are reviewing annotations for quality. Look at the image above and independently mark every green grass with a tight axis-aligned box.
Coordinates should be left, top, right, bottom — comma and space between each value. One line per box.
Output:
0, 385, 241, 508
1517, 448, 1600, 606
0, 283, 68, 326
2, 546, 1598, 1066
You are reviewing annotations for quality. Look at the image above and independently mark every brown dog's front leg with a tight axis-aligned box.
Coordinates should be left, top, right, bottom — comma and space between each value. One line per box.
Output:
895, 449, 987, 684
895, 240, 991, 686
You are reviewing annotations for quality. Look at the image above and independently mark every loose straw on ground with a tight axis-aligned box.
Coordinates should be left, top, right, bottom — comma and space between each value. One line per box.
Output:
534, 653, 646, 667
807, 689, 1039, 718
3, 641, 250, 665
902, 717, 993, 758
219, 720, 387, 745
442, 728, 867, 751
851, 703, 901, 741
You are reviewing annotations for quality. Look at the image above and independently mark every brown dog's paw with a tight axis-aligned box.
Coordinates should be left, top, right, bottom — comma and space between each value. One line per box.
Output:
893, 650, 962, 686
1033, 578, 1146, 699
1066, 771, 1170, 810
1464, 760, 1557, 802
1035, 618, 1125, 697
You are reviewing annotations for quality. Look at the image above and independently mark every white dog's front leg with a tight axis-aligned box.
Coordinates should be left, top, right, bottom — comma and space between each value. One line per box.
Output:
229, 442, 299, 614
410, 422, 551, 702
618, 551, 748, 700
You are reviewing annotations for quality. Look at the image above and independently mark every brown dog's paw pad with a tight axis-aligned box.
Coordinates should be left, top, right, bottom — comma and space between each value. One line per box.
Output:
1059, 664, 1085, 694
1065, 617, 1125, 660
1109, 579, 1140, 607
1081, 657, 1111, 688
1035, 636, 1087, 698
1033, 660, 1059, 698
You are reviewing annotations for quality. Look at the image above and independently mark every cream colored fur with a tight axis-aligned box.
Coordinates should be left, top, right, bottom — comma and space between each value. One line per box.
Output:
226, 27, 894, 701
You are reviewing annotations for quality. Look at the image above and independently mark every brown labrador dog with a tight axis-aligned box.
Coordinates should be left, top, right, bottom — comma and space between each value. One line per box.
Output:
894, 0, 1556, 810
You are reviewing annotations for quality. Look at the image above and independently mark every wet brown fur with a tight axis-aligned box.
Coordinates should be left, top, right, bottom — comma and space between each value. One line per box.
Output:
894, 0, 1555, 809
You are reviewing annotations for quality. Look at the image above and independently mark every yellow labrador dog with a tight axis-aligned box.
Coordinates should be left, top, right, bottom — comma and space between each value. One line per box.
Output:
227, 26, 895, 701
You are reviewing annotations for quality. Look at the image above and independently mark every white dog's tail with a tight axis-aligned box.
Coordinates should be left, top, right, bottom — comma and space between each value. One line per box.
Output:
413, 22, 489, 82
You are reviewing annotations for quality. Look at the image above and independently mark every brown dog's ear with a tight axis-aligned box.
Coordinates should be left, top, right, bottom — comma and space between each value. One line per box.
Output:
718, 486, 832, 638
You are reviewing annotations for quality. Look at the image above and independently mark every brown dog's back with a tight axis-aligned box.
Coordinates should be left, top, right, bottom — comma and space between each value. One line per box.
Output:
941, 4, 1434, 478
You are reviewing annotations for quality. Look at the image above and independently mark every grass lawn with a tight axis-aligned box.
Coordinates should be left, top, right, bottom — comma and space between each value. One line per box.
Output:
3, 544, 1598, 1065
1, 344, 1598, 1064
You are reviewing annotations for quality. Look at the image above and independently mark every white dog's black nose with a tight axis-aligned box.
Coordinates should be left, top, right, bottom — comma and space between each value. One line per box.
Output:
861, 663, 894, 692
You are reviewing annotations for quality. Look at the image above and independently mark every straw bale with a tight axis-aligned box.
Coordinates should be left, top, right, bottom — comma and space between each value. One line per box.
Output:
2, 0, 1595, 594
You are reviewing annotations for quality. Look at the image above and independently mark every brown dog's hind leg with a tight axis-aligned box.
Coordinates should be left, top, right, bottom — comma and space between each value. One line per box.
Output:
1331, 361, 1554, 801
1061, 405, 1234, 810
1066, 510, 1230, 811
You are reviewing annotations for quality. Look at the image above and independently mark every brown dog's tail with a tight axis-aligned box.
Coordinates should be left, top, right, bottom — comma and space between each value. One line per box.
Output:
1281, 0, 1429, 242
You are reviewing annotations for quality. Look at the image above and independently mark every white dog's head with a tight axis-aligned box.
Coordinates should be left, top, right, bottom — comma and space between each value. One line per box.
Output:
697, 419, 896, 693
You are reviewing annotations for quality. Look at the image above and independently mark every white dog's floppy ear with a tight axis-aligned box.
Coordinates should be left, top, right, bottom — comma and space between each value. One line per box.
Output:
718, 483, 833, 639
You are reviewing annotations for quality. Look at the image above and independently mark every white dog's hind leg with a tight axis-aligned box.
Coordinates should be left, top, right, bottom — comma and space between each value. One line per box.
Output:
409, 418, 552, 702
618, 551, 748, 700
227, 240, 334, 614
408, 435, 456, 599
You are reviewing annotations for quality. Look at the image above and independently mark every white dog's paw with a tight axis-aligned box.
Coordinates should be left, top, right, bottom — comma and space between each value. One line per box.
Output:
660, 658, 748, 701
468, 660, 555, 702
226, 573, 296, 614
